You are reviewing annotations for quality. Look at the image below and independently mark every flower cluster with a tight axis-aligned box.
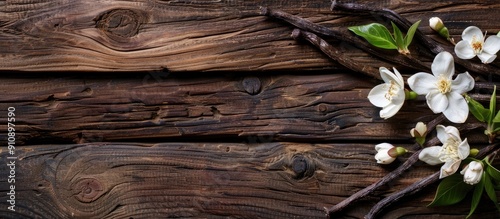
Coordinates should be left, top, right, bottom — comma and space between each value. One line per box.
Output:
366, 19, 500, 217
368, 22, 498, 185
368, 51, 474, 123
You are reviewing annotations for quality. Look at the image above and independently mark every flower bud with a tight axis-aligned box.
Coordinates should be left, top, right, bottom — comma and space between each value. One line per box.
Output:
460, 161, 483, 185
429, 17, 445, 32
469, 148, 479, 157
405, 90, 418, 100
429, 17, 452, 41
375, 143, 407, 164
410, 122, 427, 138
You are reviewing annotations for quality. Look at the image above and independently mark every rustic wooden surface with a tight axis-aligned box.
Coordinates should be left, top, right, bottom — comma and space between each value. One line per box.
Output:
0, 72, 492, 145
1, 142, 499, 218
1, 0, 500, 218
0, 72, 426, 144
0, 0, 499, 72
0, 71, 498, 218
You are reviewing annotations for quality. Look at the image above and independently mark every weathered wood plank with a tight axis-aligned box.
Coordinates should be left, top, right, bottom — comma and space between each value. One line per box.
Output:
0, 0, 499, 71
0, 72, 490, 145
1, 142, 498, 218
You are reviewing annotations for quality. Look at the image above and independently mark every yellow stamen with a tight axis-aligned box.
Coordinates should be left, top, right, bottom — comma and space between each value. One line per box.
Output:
471, 35, 483, 54
439, 138, 460, 163
384, 80, 399, 101
436, 76, 451, 94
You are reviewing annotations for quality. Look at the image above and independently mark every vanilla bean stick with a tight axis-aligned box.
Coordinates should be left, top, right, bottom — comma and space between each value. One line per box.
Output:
326, 148, 423, 216
330, 0, 499, 76
326, 115, 445, 216
260, 7, 430, 73
365, 143, 500, 219
291, 29, 380, 78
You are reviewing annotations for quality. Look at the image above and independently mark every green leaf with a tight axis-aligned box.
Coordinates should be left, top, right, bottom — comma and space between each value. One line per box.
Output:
489, 86, 497, 121
391, 22, 405, 48
485, 160, 500, 182
483, 173, 500, 211
404, 20, 421, 48
493, 111, 500, 123
467, 174, 485, 218
348, 23, 398, 49
466, 95, 491, 122
429, 174, 474, 207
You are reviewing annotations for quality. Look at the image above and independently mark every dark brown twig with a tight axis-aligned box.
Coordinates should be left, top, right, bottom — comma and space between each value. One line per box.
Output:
330, 0, 499, 76
326, 114, 445, 216
365, 142, 500, 219
291, 29, 379, 78
260, 7, 431, 73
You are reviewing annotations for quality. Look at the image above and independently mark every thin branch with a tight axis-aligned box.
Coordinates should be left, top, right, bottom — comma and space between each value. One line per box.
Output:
365, 142, 500, 219
291, 29, 379, 78
330, 0, 499, 77
260, 7, 431, 74
326, 114, 445, 216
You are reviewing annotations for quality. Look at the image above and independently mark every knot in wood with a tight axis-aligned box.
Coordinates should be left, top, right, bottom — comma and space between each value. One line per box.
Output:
96, 9, 143, 38
291, 154, 313, 179
318, 104, 328, 113
72, 178, 104, 203
242, 77, 261, 95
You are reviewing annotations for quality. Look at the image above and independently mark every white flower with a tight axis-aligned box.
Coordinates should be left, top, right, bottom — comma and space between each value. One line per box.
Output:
410, 122, 427, 138
460, 161, 484, 185
375, 143, 397, 164
368, 67, 405, 119
429, 17, 445, 32
455, 26, 500, 64
408, 51, 474, 123
418, 125, 470, 179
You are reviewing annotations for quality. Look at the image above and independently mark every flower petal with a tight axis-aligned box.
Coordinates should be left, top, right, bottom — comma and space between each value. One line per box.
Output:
483, 35, 500, 55
457, 138, 470, 160
436, 125, 448, 144
379, 101, 403, 119
477, 52, 497, 64
440, 160, 461, 178
442, 92, 469, 123
379, 67, 399, 84
392, 67, 405, 87
418, 146, 443, 165
375, 152, 396, 164
431, 51, 454, 78
426, 91, 448, 113
454, 40, 476, 59
451, 72, 475, 94
443, 125, 461, 141
461, 26, 483, 44
375, 143, 394, 151
368, 84, 391, 107
408, 73, 437, 95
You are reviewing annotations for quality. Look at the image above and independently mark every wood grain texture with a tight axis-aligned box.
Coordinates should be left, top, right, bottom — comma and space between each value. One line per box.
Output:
1, 0, 499, 71
1, 142, 499, 218
0, 72, 491, 145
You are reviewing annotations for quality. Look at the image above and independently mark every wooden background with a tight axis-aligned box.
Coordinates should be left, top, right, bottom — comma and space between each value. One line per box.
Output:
1, 0, 500, 218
